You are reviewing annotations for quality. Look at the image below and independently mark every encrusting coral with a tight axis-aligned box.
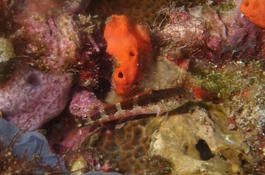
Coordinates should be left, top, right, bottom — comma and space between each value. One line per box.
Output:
158, 0, 261, 60
10, 0, 80, 71
0, 65, 72, 130
104, 15, 152, 95
69, 90, 103, 118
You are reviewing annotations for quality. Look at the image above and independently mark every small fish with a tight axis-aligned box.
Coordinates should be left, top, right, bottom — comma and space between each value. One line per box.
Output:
64, 87, 194, 152
80, 87, 193, 127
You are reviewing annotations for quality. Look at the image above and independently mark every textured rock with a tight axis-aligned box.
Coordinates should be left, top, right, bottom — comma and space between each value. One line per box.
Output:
150, 107, 253, 175
161, 7, 206, 44
140, 58, 187, 90
0, 38, 15, 82
159, 0, 261, 59
219, 0, 259, 53
69, 90, 103, 118
12, 0, 80, 70
0, 66, 72, 130
0, 38, 15, 63
63, 0, 92, 13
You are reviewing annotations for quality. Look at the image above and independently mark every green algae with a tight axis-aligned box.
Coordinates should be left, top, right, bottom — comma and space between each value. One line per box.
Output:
188, 59, 265, 173
200, 71, 240, 99
190, 59, 265, 100
76, 14, 101, 35
190, 67, 239, 99
215, 0, 236, 13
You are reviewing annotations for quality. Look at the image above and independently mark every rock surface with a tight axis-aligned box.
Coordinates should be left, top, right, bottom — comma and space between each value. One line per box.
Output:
9, 0, 83, 71
159, 0, 261, 59
69, 90, 103, 118
150, 106, 253, 175
0, 66, 72, 130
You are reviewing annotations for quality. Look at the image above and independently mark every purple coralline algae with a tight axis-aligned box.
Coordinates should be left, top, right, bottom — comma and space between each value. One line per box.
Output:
0, 66, 72, 130
69, 90, 103, 118
159, 0, 261, 59
0, 0, 98, 130
12, 0, 80, 70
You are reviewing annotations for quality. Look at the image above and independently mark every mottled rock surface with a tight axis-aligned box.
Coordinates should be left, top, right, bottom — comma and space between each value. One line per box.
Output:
69, 90, 103, 118
150, 107, 253, 175
0, 66, 72, 130
159, 0, 261, 59
10, 0, 82, 70
0, 38, 15, 82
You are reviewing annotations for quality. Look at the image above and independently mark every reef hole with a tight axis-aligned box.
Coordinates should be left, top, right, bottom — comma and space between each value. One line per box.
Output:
195, 139, 214, 160
129, 50, 135, 57
26, 73, 40, 86
118, 72, 123, 78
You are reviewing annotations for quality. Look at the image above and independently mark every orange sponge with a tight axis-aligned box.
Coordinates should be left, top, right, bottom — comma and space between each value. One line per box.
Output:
240, 0, 265, 28
104, 15, 152, 95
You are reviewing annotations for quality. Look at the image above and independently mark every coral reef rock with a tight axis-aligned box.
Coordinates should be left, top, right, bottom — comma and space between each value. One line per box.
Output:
11, 0, 81, 70
90, 118, 167, 175
150, 106, 253, 175
140, 57, 187, 90
0, 38, 15, 82
0, 38, 15, 63
159, 0, 261, 59
69, 90, 103, 118
0, 66, 72, 130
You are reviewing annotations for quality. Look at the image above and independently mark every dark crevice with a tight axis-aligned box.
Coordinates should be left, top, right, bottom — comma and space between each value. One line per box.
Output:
26, 73, 40, 86
118, 72, 123, 78
195, 139, 214, 160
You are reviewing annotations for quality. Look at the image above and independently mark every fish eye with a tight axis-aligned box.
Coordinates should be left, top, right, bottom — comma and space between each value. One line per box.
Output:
118, 72, 123, 78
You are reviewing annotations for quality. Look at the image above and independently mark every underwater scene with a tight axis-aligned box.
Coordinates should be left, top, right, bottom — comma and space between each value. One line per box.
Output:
0, 0, 264, 174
